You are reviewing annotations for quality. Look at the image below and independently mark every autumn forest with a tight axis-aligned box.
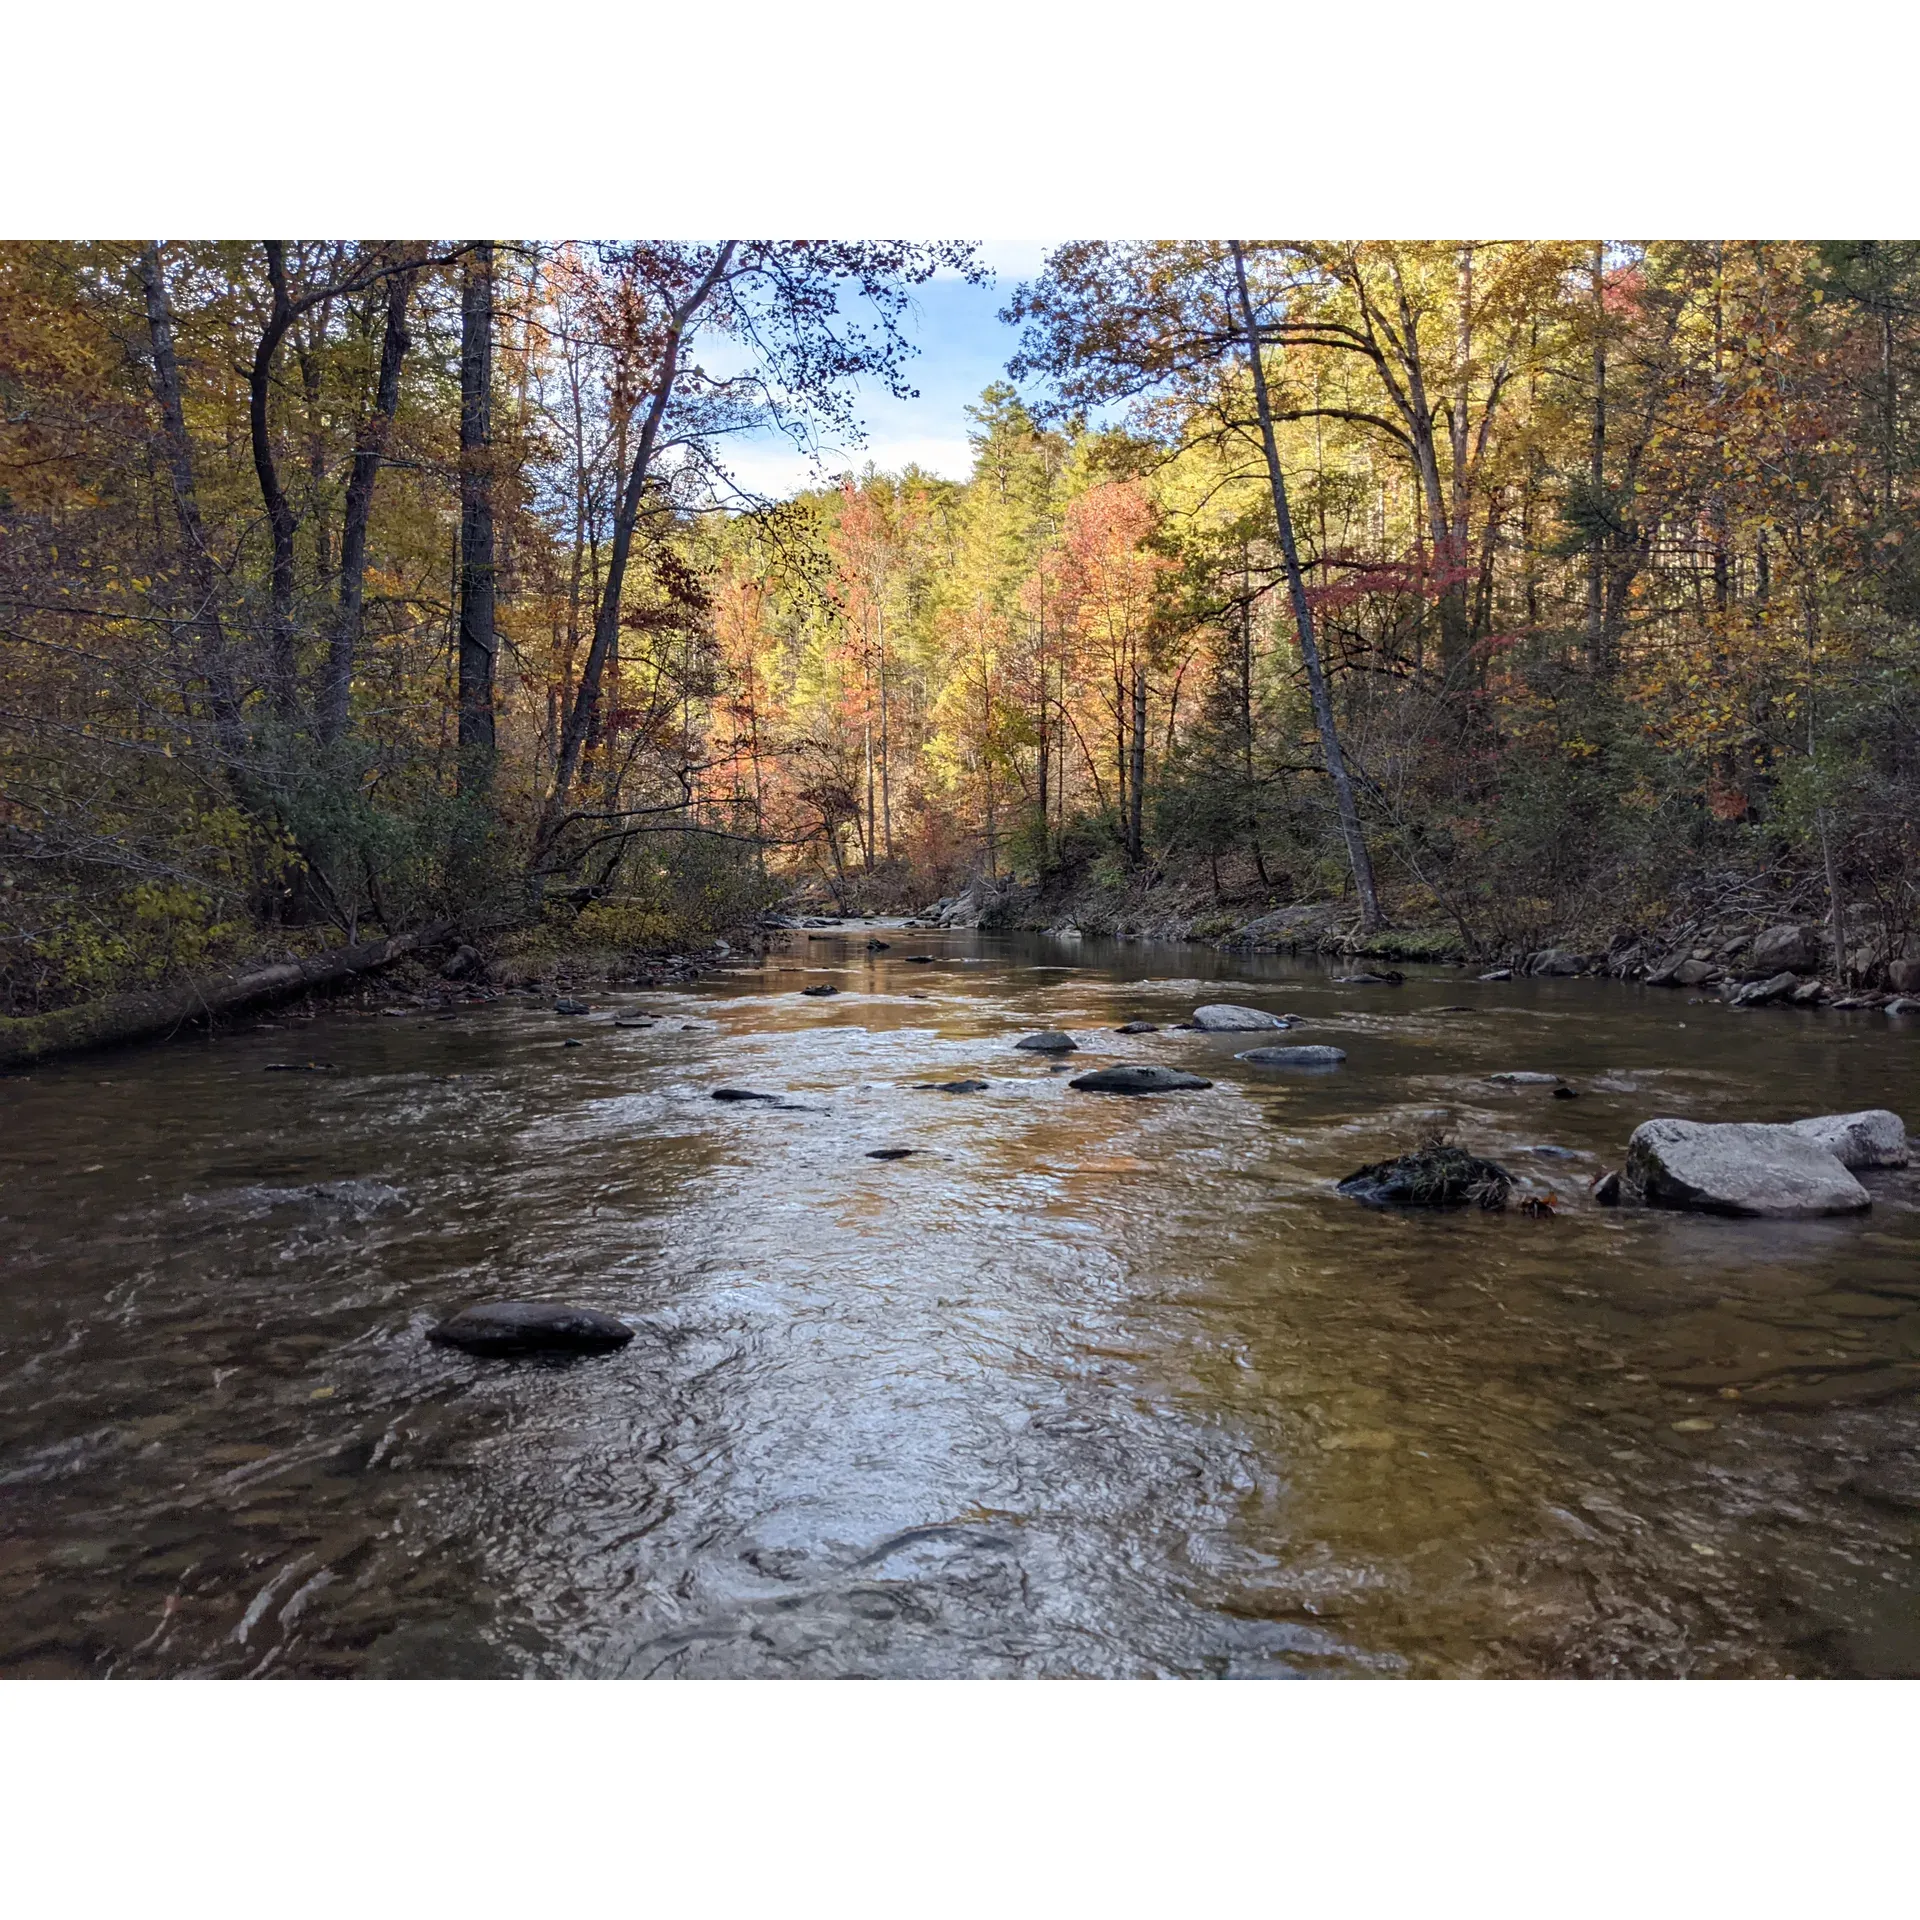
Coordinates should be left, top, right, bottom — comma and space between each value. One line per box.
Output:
5, 239, 1919, 1023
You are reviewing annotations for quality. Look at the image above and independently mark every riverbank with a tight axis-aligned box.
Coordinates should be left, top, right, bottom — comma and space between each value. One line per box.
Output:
0, 914, 772, 1071
903, 874, 1920, 1013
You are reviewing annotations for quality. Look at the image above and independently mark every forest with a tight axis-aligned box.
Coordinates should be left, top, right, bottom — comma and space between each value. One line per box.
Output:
5, 239, 1919, 1031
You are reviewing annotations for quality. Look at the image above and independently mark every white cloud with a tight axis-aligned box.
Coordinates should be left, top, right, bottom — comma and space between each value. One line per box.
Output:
936, 238, 1061, 285
707, 434, 975, 502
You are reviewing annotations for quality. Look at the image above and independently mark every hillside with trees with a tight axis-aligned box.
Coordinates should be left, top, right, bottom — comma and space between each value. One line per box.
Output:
6, 240, 1919, 1035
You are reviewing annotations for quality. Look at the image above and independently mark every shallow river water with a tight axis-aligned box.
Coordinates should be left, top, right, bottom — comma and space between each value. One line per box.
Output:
3, 926, 1918, 1678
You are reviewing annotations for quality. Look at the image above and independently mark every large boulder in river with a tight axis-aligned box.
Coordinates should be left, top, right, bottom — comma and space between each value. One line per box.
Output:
1236, 1045, 1346, 1067
1752, 923, 1820, 972
1529, 948, 1585, 976
1788, 1109, 1909, 1170
1014, 1030, 1078, 1053
1190, 1004, 1295, 1031
429, 1301, 634, 1356
1068, 1065, 1212, 1094
1624, 1119, 1870, 1217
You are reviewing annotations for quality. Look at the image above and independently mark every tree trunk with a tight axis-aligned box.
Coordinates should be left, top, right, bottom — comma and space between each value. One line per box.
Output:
1448, 245, 1477, 674
1033, 597, 1049, 865
0, 923, 448, 1069
1586, 242, 1608, 673
1128, 656, 1147, 862
457, 243, 497, 790
1230, 242, 1383, 931
321, 259, 415, 745
878, 599, 894, 863
250, 242, 301, 718
544, 244, 736, 842
136, 243, 248, 769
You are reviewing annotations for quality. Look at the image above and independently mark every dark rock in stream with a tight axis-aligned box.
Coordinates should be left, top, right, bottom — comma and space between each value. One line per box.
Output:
866, 940, 891, 950
713, 1087, 780, 1103
553, 998, 592, 1015
1068, 1065, 1213, 1094
903, 954, 936, 963
428, 1302, 634, 1356
1332, 970, 1403, 986
1236, 1045, 1346, 1068
1552, 1085, 1580, 1099
1114, 1021, 1160, 1034
917, 1079, 989, 1093
800, 984, 840, 997
1014, 1030, 1078, 1052
1338, 1143, 1514, 1210
866, 1148, 919, 1160
1591, 1169, 1622, 1205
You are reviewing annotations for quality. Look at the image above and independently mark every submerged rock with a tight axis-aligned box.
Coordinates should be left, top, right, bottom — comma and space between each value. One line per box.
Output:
1338, 1142, 1513, 1210
1490, 1071, 1562, 1086
800, 983, 840, 997
1236, 1044, 1347, 1067
1332, 970, 1403, 986
903, 954, 937, 964
613, 1015, 655, 1029
428, 1301, 634, 1357
553, 998, 592, 1015
1068, 1065, 1212, 1094
1788, 1109, 1909, 1170
866, 1148, 919, 1160
1014, 1030, 1079, 1052
1114, 1021, 1160, 1034
1190, 1004, 1295, 1031
917, 1078, 989, 1093
1624, 1118, 1870, 1217
1731, 970, 1799, 1007
866, 940, 891, 950
712, 1087, 779, 1103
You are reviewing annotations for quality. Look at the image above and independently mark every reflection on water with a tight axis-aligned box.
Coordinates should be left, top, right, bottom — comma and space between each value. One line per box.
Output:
2, 929, 1917, 1677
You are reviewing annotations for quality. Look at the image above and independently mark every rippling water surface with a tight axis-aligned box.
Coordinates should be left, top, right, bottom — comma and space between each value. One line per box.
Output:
3, 927, 1918, 1677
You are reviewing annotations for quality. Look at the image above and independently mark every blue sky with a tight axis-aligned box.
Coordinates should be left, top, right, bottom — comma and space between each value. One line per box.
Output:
712, 240, 1057, 499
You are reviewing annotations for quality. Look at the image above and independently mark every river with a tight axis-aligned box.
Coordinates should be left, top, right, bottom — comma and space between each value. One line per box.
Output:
2, 925, 1917, 1677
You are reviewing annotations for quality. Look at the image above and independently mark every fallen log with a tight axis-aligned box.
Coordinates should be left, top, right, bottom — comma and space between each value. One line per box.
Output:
0, 923, 449, 1070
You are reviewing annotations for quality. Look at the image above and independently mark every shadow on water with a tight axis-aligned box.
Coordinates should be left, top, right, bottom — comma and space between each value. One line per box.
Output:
1, 923, 1917, 1676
